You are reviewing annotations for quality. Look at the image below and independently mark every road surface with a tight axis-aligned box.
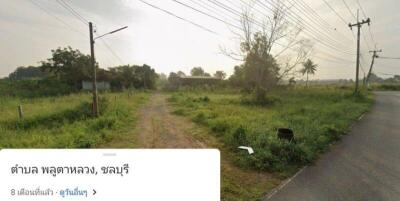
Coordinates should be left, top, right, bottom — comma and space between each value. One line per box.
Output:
266, 91, 400, 201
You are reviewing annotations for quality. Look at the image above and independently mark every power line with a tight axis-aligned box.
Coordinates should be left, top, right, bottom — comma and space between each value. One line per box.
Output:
321, 0, 348, 26
171, 0, 242, 30
378, 56, 400, 60
291, 0, 353, 42
174, 0, 357, 57
55, 0, 125, 65
138, 0, 218, 35
261, 0, 351, 48
56, 0, 89, 25
342, 0, 356, 20
28, 0, 87, 37
356, 0, 376, 44
97, 37, 125, 65
357, 0, 368, 18
140, 0, 362, 69
251, 0, 356, 55
189, 0, 239, 27
314, 54, 354, 64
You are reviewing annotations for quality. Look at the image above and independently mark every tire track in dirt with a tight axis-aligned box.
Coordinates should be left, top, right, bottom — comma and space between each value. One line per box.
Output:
135, 93, 207, 148
134, 93, 280, 200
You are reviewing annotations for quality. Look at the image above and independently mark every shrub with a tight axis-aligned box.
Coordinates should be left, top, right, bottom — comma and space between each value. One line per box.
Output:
230, 126, 248, 148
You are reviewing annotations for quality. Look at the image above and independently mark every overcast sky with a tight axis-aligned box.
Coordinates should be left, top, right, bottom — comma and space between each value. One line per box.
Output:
1, 0, 399, 79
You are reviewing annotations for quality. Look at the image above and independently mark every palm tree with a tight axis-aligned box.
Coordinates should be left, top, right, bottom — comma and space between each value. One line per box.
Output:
301, 59, 317, 87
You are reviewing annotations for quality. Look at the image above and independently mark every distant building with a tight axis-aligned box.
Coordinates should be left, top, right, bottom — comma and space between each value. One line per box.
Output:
81, 81, 110, 90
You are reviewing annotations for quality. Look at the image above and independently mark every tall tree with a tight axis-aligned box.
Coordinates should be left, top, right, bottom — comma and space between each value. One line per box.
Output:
222, 2, 312, 101
301, 59, 317, 87
40, 47, 92, 89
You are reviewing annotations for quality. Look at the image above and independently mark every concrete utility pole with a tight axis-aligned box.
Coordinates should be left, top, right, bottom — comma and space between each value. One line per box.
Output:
349, 10, 370, 94
366, 47, 382, 86
88, 22, 128, 117
89, 22, 98, 117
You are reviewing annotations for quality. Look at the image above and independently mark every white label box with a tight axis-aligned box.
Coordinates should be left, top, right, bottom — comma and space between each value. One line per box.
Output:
0, 149, 220, 201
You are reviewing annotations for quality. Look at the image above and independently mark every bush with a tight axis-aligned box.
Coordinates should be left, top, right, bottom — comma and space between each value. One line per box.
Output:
0, 78, 75, 98
230, 126, 248, 148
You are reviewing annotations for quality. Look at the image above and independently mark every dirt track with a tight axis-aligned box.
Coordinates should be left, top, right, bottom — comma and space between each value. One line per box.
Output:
134, 93, 280, 200
135, 93, 207, 148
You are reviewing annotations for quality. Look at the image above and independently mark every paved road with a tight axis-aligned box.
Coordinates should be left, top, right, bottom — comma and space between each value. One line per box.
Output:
266, 91, 400, 201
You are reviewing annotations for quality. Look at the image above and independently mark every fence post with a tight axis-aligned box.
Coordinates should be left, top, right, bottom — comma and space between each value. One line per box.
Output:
18, 105, 24, 120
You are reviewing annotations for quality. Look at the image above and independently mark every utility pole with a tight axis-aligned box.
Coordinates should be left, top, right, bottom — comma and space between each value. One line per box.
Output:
89, 22, 99, 117
88, 22, 128, 117
349, 10, 370, 94
366, 47, 382, 86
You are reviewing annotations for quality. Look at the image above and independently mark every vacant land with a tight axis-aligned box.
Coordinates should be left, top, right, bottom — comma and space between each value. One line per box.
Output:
166, 87, 373, 199
168, 87, 373, 172
0, 87, 374, 200
0, 92, 149, 148
132, 93, 281, 200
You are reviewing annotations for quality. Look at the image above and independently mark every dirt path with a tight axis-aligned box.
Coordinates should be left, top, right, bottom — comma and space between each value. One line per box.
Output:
135, 93, 207, 148
134, 93, 280, 200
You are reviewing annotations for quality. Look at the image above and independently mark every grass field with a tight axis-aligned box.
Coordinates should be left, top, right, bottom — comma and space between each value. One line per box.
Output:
0, 92, 149, 148
167, 87, 373, 199
168, 87, 373, 173
0, 87, 374, 200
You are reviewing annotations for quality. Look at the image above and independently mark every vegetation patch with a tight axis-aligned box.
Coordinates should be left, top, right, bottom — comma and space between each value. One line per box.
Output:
168, 87, 373, 172
0, 92, 149, 148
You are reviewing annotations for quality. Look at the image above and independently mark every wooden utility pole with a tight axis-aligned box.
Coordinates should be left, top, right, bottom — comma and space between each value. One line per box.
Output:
349, 10, 370, 94
366, 48, 382, 85
89, 22, 99, 117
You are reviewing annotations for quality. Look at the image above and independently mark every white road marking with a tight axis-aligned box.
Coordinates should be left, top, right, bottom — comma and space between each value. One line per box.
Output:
264, 166, 307, 200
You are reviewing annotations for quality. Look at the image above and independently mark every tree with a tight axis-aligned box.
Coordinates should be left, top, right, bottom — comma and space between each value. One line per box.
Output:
168, 72, 181, 89
300, 59, 317, 87
222, 2, 312, 101
214, 71, 226, 79
156, 73, 168, 89
229, 65, 245, 87
191, 67, 205, 76
8, 66, 47, 80
177, 71, 186, 77
109, 64, 158, 90
40, 47, 92, 89
137, 64, 158, 89
109, 65, 137, 89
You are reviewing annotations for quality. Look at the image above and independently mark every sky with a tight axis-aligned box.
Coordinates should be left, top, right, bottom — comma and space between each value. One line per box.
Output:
0, 0, 399, 79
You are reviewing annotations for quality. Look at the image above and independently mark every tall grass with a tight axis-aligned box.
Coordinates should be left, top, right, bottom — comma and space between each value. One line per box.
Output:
0, 92, 148, 148
168, 87, 373, 172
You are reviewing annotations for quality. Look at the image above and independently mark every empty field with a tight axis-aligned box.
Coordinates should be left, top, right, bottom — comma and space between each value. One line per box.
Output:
168, 87, 373, 173
0, 92, 149, 148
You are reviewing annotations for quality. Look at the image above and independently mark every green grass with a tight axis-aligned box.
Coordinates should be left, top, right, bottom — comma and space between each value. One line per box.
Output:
0, 92, 149, 148
168, 87, 373, 173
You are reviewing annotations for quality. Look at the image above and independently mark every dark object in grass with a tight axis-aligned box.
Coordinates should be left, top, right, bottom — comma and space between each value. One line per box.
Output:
277, 128, 294, 142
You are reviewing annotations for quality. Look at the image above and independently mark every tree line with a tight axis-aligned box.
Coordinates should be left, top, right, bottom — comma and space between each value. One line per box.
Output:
4, 47, 158, 96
